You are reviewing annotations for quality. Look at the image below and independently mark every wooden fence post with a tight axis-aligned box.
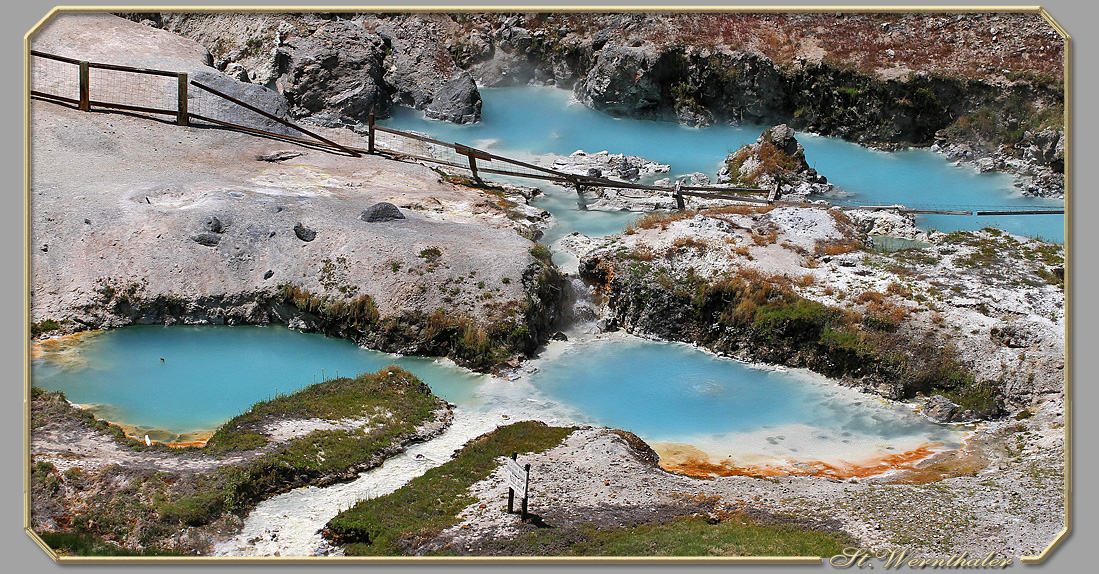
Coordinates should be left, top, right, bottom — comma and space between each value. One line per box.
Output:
674, 180, 685, 210
467, 153, 480, 181
521, 463, 531, 521
78, 61, 90, 111
176, 72, 188, 126
368, 113, 375, 154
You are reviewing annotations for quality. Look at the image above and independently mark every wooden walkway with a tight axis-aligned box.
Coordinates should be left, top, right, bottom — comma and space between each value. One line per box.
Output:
29, 50, 1064, 219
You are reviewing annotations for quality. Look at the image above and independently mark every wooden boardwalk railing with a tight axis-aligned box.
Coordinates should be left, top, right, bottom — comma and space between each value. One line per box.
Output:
28, 50, 1064, 217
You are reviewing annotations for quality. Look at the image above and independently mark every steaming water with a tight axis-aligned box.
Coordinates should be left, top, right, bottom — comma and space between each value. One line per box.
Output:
382, 86, 1064, 243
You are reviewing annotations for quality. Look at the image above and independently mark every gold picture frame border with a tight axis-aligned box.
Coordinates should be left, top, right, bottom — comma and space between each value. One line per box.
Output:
21, 4, 1072, 565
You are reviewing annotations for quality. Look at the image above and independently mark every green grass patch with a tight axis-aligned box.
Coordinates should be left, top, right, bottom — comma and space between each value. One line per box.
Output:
530, 243, 553, 265
38, 532, 184, 557
162, 368, 443, 526
278, 284, 379, 328
418, 247, 443, 261
448, 513, 853, 557
326, 421, 575, 556
31, 319, 61, 337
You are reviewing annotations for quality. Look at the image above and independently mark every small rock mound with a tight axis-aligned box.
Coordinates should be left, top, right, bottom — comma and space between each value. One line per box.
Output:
192, 233, 221, 247
293, 223, 316, 242
718, 124, 833, 199
359, 202, 406, 223
203, 215, 223, 233
924, 394, 960, 423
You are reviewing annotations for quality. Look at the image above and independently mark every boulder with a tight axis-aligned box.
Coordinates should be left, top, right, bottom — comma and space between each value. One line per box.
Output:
359, 202, 406, 223
203, 215, 223, 233
376, 17, 483, 124
192, 233, 221, 247
278, 21, 390, 126
224, 62, 250, 83
924, 394, 959, 423
1025, 127, 1062, 166
293, 222, 316, 242
618, 166, 640, 181
574, 43, 662, 118
423, 72, 482, 124
686, 172, 711, 186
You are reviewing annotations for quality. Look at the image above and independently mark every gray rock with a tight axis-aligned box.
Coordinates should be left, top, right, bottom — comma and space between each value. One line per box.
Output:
574, 43, 662, 118
1025, 127, 1062, 166
278, 21, 389, 125
293, 223, 316, 242
766, 124, 800, 156
423, 72, 482, 124
204, 215, 223, 233
674, 101, 715, 127
263, 270, 274, 280
224, 62, 250, 83
990, 320, 1044, 348
359, 202, 406, 223
686, 172, 711, 185
976, 157, 996, 173
256, 151, 303, 163
924, 394, 959, 423
189, 68, 295, 136
618, 166, 640, 181
193, 233, 221, 247
376, 17, 483, 124
587, 168, 602, 179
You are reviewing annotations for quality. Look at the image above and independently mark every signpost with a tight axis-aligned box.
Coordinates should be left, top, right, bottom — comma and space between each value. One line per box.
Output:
506, 452, 531, 520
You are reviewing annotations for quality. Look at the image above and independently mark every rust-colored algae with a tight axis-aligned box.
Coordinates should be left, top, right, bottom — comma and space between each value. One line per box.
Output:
30, 330, 102, 361
115, 423, 216, 449
653, 442, 982, 483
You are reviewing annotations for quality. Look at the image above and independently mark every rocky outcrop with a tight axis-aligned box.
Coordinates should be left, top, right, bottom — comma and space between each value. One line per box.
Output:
374, 16, 482, 124
126, 13, 481, 126
127, 11, 1064, 167
924, 394, 961, 423
719, 125, 833, 198
934, 126, 1064, 198
574, 41, 667, 119
276, 21, 391, 127
423, 72, 482, 124
545, 149, 671, 182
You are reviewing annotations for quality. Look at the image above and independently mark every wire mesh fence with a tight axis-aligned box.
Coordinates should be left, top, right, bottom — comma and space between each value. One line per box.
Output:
87, 66, 177, 113
29, 52, 80, 103
28, 52, 1063, 216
